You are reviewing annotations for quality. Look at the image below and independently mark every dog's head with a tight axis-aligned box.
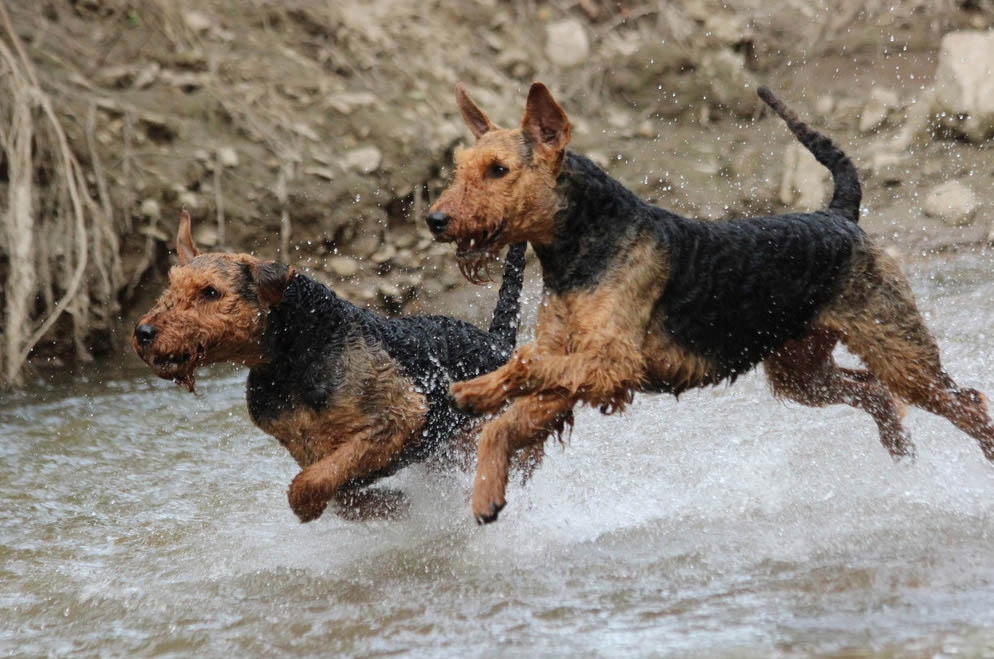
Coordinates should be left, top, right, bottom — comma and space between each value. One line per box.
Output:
132, 211, 295, 391
427, 82, 571, 283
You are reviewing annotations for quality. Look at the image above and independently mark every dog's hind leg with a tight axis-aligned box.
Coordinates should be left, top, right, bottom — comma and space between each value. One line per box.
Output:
823, 248, 994, 462
765, 329, 914, 459
840, 321, 994, 463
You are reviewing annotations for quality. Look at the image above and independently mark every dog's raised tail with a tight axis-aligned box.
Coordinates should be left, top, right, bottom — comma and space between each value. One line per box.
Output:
488, 242, 527, 349
758, 86, 861, 223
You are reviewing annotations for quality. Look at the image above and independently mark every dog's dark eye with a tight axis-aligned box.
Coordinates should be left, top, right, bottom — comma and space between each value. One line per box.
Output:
201, 286, 221, 300
486, 162, 509, 179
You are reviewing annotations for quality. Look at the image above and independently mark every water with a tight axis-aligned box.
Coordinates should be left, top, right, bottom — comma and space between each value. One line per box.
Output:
3, 250, 994, 657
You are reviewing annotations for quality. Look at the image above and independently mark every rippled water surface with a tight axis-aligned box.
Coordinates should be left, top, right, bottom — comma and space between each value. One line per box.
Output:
4, 250, 994, 657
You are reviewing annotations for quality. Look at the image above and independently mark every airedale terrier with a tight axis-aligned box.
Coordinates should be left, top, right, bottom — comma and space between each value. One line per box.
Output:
133, 211, 527, 522
427, 82, 994, 524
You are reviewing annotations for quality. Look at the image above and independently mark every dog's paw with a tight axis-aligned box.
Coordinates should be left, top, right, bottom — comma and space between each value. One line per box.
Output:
288, 473, 330, 523
885, 428, 917, 464
450, 377, 506, 415
471, 472, 507, 525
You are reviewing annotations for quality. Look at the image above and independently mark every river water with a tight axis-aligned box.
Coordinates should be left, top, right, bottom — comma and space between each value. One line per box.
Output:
3, 249, 994, 657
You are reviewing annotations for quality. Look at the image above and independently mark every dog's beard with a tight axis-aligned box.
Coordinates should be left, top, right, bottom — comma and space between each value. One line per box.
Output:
454, 222, 506, 284
140, 345, 204, 393
456, 249, 498, 284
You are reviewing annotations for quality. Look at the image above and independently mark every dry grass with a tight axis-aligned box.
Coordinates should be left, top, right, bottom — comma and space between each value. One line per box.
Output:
0, 1, 119, 387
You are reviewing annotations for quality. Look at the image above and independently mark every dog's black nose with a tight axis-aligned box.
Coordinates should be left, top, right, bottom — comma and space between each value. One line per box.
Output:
134, 324, 158, 347
426, 211, 450, 235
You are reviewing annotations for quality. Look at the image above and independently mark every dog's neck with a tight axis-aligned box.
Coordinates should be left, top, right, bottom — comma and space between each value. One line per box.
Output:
531, 152, 671, 294
259, 274, 351, 365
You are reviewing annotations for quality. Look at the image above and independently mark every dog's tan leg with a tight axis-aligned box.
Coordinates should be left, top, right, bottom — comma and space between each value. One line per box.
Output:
843, 329, 994, 461
472, 393, 574, 524
765, 330, 913, 458
823, 247, 994, 461
452, 343, 641, 415
287, 427, 410, 522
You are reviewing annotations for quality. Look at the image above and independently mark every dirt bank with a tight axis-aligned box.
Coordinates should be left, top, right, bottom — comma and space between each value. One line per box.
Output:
2, 0, 993, 386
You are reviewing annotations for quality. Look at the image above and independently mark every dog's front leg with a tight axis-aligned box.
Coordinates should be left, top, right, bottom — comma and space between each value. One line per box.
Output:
472, 392, 574, 524
287, 431, 407, 522
450, 343, 541, 414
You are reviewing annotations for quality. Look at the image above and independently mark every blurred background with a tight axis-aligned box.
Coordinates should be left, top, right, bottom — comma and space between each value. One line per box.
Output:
2, 0, 993, 386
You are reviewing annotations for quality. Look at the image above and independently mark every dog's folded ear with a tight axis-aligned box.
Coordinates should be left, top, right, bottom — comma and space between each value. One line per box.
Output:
252, 261, 295, 308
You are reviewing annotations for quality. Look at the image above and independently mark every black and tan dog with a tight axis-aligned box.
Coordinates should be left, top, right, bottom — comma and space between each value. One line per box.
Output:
426, 82, 994, 523
133, 211, 526, 522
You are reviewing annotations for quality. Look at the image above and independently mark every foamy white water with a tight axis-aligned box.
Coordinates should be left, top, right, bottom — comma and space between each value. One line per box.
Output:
3, 249, 994, 657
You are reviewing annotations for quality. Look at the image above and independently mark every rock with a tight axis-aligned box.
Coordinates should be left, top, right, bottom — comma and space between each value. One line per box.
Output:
183, 10, 212, 34
868, 149, 906, 185
217, 146, 239, 168
606, 108, 632, 130
729, 145, 760, 179
421, 277, 445, 298
343, 146, 382, 174
859, 87, 900, 133
304, 166, 337, 181
177, 190, 199, 209
377, 282, 401, 297
859, 101, 888, 134
778, 141, 830, 210
158, 70, 208, 91
350, 231, 381, 258
370, 243, 397, 264
357, 285, 377, 302
193, 224, 218, 247
814, 95, 835, 118
923, 180, 979, 227
700, 50, 760, 118
391, 229, 417, 249
637, 119, 657, 139
325, 91, 378, 115
327, 255, 359, 278
933, 31, 994, 142
545, 19, 589, 67
139, 198, 161, 220
829, 98, 864, 129
95, 64, 135, 88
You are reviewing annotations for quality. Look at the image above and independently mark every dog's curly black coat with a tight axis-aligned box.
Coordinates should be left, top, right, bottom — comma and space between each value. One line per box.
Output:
534, 86, 864, 389
247, 242, 526, 479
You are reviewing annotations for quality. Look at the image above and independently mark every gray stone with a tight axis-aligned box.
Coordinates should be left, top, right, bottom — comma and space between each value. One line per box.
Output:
177, 190, 199, 210
923, 180, 979, 227
217, 146, 239, 168
139, 198, 161, 220
545, 19, 589, 67
934, 31, 994, 142
701, 50, 760, 118
328, 255, 359, 278
814, 95, 835, 118
778, 141, 830, 210
343, 146, 382, 174
183, 10, 212, 34
859, 87, 900, 133
325, 91, 378, 115
193, 224, 217, 247
370, 243, 397, 264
